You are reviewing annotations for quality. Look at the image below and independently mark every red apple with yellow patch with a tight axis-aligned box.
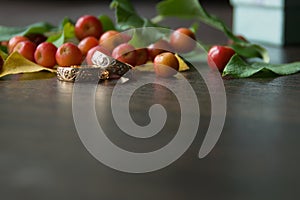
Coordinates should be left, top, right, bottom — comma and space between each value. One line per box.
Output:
13, 40, 36, 62
112, 43, 137, 66
8, 35, 29, 54
154, 52, 179, 78
75, 15, 103, 40
34, 42, 57, 68
55, 42, 83, 67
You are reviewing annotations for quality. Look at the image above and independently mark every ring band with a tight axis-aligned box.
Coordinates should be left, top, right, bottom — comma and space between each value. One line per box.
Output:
57, 51, 132, 82
57, 66, 110, 82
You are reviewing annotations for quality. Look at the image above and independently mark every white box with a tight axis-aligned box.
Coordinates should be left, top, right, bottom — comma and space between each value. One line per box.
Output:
230, 0, 300, 46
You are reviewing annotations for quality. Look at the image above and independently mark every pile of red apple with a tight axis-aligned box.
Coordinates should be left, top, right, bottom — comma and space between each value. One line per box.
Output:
3, 15, 200, 78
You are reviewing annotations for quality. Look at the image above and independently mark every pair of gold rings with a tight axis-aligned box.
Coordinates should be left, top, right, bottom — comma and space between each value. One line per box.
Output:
56, 51, 132, 82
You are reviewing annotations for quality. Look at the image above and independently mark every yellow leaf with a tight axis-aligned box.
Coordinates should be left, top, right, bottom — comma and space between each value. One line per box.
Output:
0, 51, 56, 78
175, 53, 190, 72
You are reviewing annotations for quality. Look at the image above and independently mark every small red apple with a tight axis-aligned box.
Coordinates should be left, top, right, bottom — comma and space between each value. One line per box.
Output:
147, 39, 174, 61
99, 30, 131, 53
75, 15, 103, 40
154, 52, 179, 78
135, 48, 149, 66
34, 42, 57, 68
207, 45, 235, 71
8, 35, 29, 54
112, 43, 137, 66
78, 36, 99, 56
13, 40, 36, 62
85, 45, 111, 65
55, 42, 83, 67
169, 27, 196, 54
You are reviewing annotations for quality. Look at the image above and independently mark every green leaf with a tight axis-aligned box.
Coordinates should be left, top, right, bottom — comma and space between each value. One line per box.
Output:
0, 49, 8, 60
156, 0, 229, 31
222, 54, 300, 78
156, 0, 202, 19
99, 14, 116, 32
110, 0, 157, 30
0, 22, 55, 41
62, 22, 75, 39
58, 17, 74, 30
46, 33, 62, 45
230, 43, 270, 63
0, 44, 8, 55
0, 51, 55, 78
46, 22, 75, 47
128, 27, 169, 48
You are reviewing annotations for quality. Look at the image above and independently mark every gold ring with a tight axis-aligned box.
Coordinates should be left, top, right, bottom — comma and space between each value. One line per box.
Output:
57, 65, 109, 82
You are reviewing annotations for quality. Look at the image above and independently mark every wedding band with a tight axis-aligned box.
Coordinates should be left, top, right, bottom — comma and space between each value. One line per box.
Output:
91, 51, 133, 77
57, 66, 109, 82
56, 51, 132, 82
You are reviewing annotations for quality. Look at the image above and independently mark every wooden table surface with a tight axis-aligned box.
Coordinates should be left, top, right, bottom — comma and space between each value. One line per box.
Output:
1, 1, 300, 200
